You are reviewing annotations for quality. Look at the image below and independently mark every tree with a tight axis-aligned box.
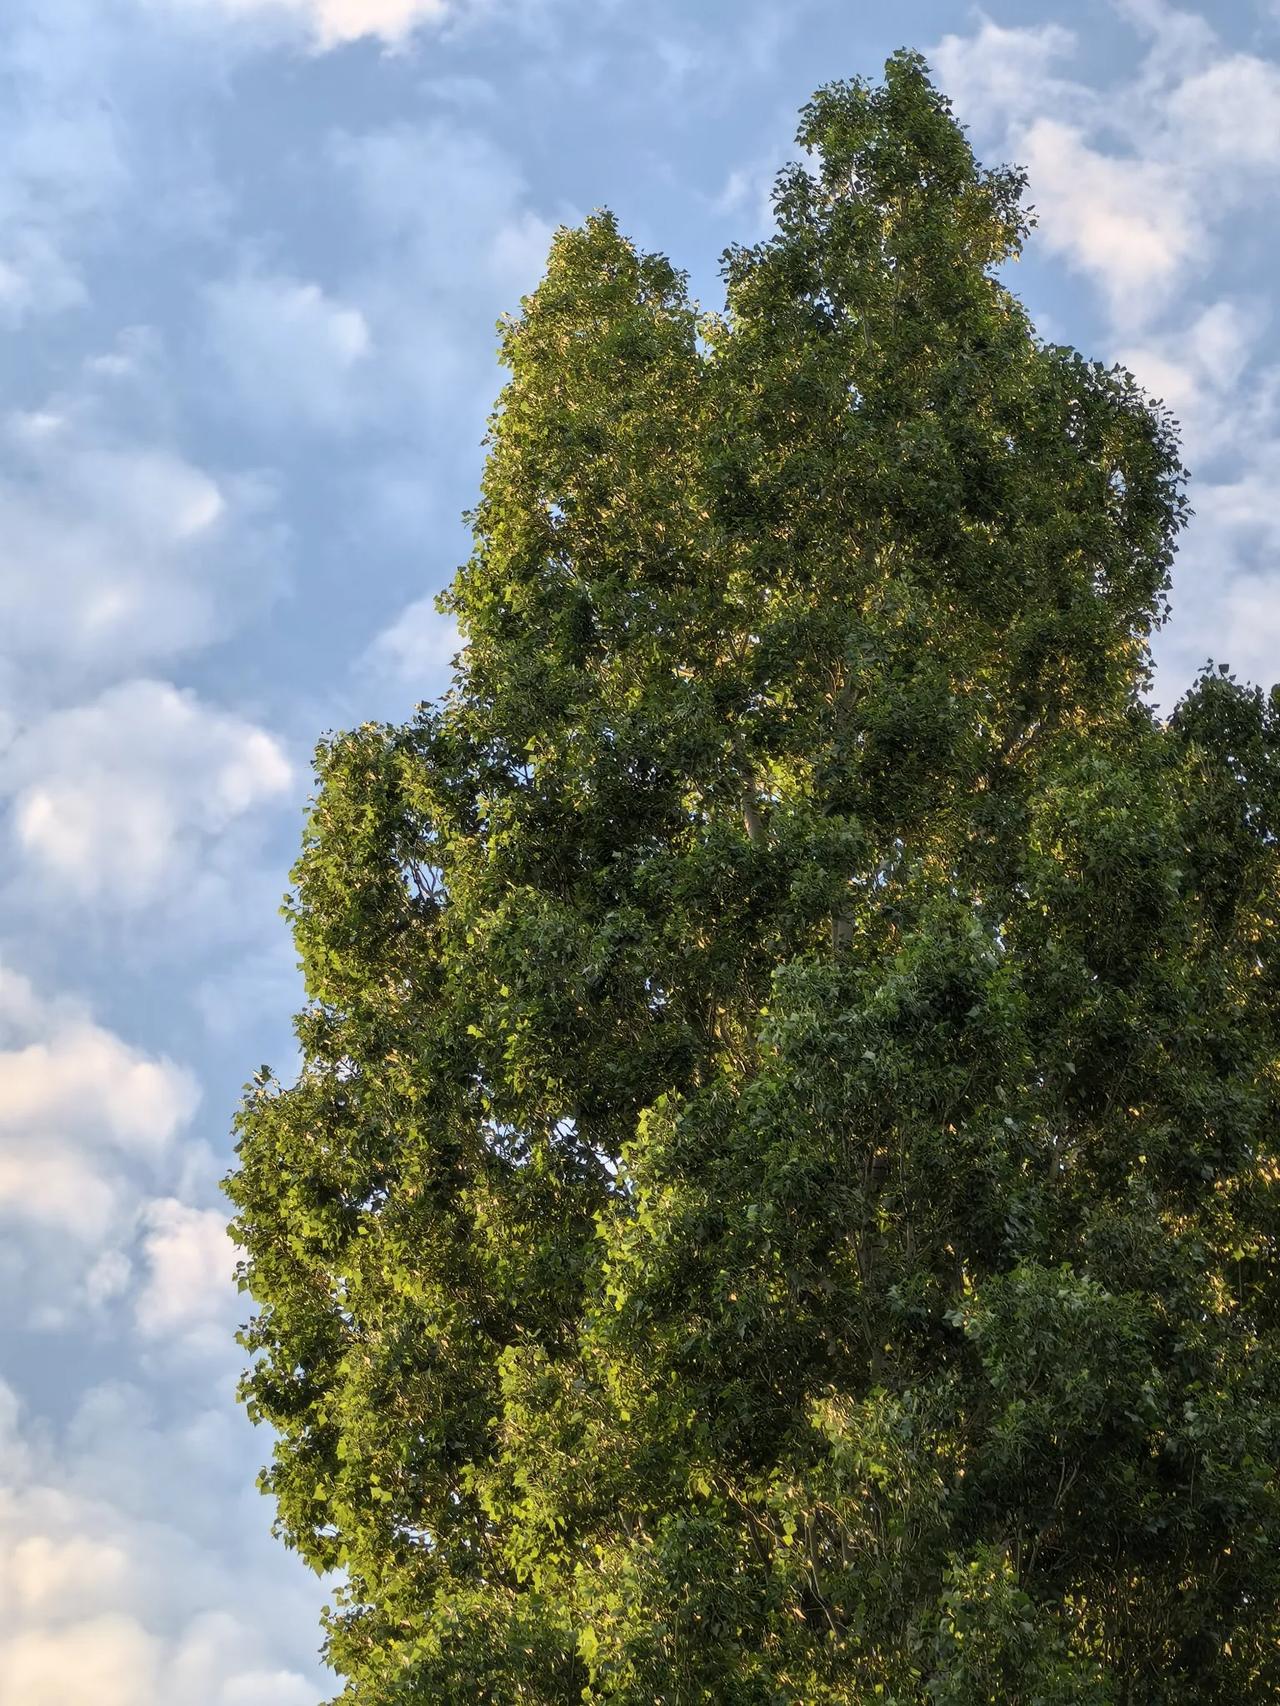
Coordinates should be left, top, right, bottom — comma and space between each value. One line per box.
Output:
227, 53, 1280, 1704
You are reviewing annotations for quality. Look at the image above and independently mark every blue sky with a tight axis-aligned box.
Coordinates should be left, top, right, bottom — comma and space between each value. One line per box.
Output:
1, 0, 1278, 1698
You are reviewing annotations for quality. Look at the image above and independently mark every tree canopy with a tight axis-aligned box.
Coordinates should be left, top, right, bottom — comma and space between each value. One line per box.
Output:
226, 52, 1280, 1704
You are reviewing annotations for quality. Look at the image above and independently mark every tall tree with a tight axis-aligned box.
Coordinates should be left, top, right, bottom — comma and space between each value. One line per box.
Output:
227, 54, 1280, 1704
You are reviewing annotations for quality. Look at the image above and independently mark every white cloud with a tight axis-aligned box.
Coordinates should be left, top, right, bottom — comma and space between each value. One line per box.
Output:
365, 594, 460, 692
1158, 456, 1280, 688
0, 1381, 324, 1706
0, 962, 197, 1245
0, 899, 384, 1621
0, 680, 292, 912
85, 1249, 135, 1311
165, 0, 455, 49
1191, 567, 1280, 683
0, 232, 87, 324
134, 1199, 235, 1347
1111, 301, 1280, 692
330, 121, 556, 420
0, 1150, 119, 1245
933, 18, 1082, 126
1118, 301, 1260, 462
1112, 0, 1225, 86
205, 272, 372, 431
0, 8, 129, 325
3, 1534, 132, 1620
1019, 118, 1196, 316
0, 0, 244, 329
291, 120, 562, 554
0, 1025, 189, 1158
0, 1615, 159, 1706
1164, 53, 1280, 168
0, 406, 284, 674
932, 12, 1280, 329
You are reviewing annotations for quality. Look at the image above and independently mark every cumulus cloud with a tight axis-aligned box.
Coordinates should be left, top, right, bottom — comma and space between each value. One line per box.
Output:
0, 1380, 324, 1706
0, 407, 284, 674
1113, 0, 1230, 86
0, 232, 88, 325
0, 1020, 190, 1160
0, 1615, 158, 1706
0, 1150, 119, 1249
0, 0, 248, 331
204, 271, 372, 431
364, 594, 460, 693
0, 975, 316, 1667
1157, 454, 1280, 691
0, 961, 198, 1247
332, 120, 557, 306
933, 10, 1280, 327
276, 117, 560, 551
1117, 301, 1260, 464
0, 679, 292, 912
1019, 117, 1196, 313
1113, 304, 1280, 694
134, 1199, 235, 1349
85, 1249, 136, 1311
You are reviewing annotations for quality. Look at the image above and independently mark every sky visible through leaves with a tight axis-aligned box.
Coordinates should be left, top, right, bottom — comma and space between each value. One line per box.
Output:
0, 0, 1278, 1698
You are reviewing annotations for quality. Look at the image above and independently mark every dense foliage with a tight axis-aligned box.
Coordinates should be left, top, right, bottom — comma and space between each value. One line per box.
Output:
227, 54, 1280, 1703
